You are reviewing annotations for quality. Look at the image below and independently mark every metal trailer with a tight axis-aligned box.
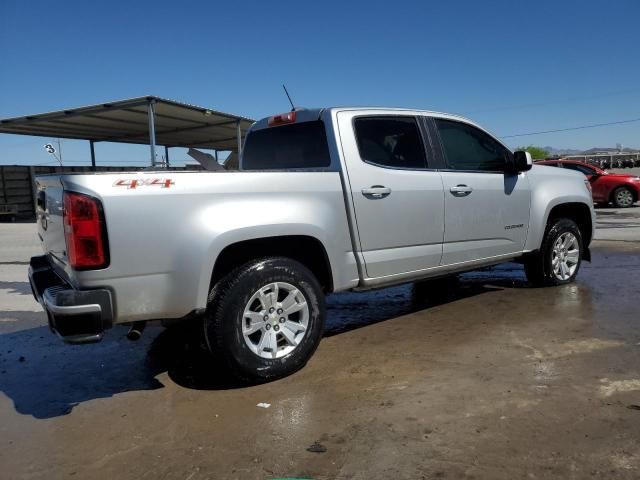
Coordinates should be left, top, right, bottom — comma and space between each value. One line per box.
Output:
0, 203, 17, 222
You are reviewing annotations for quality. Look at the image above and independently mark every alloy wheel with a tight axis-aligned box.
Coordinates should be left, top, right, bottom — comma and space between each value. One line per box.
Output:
615, 188, 634, 208
242, 282, 309, 359
551, 232, 580, 281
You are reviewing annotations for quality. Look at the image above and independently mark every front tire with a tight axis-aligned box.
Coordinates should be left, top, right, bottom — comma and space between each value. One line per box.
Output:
524, 218, 583, 287
204, 257, 325, 382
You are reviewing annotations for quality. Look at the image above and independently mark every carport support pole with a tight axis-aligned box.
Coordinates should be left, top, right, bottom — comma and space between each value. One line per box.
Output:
164, 146, 170, 168
236, 120, 242, 157
89, 140, 96, 171
148, 99, 157, 167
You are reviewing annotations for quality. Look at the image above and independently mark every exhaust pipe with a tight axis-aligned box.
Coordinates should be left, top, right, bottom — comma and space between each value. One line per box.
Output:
126, 321, 147, 341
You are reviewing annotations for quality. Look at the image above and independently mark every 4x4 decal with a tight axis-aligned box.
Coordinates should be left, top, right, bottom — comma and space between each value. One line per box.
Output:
113, 178, 175, 189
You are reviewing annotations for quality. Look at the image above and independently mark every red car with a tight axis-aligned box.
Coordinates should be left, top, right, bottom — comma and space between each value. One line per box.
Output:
537, 159, 640, 208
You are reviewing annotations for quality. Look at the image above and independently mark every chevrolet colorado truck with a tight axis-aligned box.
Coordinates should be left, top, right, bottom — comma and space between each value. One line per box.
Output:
29, 107, 595, 380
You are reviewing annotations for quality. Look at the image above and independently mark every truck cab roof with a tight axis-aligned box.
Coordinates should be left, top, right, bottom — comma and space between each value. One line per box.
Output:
250, 107, 479, 132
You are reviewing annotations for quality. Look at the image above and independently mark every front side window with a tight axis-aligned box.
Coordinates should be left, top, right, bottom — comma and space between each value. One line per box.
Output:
354, 116, 427, 169
435, 119, 509, 172
242, 121, 331, 170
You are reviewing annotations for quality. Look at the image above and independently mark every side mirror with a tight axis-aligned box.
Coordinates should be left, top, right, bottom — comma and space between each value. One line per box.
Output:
511, 150, 533, 173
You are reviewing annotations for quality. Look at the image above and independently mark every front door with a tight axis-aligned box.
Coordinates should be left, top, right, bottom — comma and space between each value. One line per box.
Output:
432, 118, 531, 265
337, 111, 444, 278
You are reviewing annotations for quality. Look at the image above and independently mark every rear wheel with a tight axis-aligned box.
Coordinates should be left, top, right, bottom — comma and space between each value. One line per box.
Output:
612, 186, 635, 208
204, 257, 325, 382
524, 218, 583, 287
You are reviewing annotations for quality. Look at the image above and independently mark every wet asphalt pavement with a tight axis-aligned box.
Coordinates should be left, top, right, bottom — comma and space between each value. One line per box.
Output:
1, 207, 639, 479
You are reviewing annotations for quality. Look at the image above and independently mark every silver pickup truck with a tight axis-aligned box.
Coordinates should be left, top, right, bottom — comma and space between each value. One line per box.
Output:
29, 107, 595, 380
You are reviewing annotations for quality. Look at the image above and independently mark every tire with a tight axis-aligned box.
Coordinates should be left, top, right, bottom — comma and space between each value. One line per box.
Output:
611, 186, 635, 208
524, 218, 583, 287
204, 257, 325, 382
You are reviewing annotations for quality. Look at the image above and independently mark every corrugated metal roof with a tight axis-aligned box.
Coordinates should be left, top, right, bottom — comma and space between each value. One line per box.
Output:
0, 96, 254, 151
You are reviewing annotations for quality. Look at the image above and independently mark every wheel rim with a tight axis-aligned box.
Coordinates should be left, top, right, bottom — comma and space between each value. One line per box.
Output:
242, 282, 309, 359
615, 188, 633, 207
551, 232, 580, 281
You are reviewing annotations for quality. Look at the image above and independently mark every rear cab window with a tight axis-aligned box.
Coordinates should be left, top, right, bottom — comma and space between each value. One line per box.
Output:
353, 116, 427, 169
242, 121, 331, 170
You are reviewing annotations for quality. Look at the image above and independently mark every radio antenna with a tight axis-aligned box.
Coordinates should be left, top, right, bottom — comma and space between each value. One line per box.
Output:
282, 84, 296, 111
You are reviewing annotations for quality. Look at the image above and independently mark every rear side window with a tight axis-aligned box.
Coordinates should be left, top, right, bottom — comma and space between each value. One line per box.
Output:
435, 119, 509, 172
354, 116, 427, 169
242, 121, 331, 170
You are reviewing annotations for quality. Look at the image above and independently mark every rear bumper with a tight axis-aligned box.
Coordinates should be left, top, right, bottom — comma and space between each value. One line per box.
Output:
28, 255, 113, 344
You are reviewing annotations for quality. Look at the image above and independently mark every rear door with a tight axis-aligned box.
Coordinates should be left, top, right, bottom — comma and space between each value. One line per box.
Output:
430, 117, 531, 265
336, 111, 444, 278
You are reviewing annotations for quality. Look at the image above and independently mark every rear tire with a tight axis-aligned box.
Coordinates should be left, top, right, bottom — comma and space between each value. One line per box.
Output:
524, 218, 583, 287
612, 186, 635, 208
204, 257, 325, 382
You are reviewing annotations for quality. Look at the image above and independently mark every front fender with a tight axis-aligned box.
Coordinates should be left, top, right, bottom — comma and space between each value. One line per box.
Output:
525, 195, 594, 252
524, 167, 595, 252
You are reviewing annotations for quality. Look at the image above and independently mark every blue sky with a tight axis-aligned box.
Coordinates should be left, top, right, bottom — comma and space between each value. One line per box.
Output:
1, 0, 639, 166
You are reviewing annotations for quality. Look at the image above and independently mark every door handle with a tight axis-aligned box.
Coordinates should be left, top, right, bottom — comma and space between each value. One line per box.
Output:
361, 186, 391, 199
449, 184, 473, 197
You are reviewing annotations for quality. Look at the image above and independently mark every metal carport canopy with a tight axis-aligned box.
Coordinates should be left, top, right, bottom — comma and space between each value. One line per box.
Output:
0, 96, 254, 151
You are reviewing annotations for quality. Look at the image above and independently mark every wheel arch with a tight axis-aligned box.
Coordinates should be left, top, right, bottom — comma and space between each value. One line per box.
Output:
525, 173, 596, 253
209, 235, 335, 296
545, 202, 593, 249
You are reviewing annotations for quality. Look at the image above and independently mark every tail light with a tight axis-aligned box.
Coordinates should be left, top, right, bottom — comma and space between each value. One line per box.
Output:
268, 111, 296, 126
63, 192, 109, 270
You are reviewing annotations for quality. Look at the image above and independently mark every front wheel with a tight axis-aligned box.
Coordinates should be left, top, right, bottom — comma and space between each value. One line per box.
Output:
204, 257, 325, 382
524, 218, 583, 287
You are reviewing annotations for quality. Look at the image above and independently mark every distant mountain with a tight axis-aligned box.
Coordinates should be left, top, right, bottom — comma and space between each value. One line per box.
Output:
581, 147, 640, 154
543, 146, 582, 155
541, 146, 639, 156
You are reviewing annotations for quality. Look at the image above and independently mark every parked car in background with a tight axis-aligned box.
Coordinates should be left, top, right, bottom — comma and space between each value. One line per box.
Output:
537, 159, 640, 208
